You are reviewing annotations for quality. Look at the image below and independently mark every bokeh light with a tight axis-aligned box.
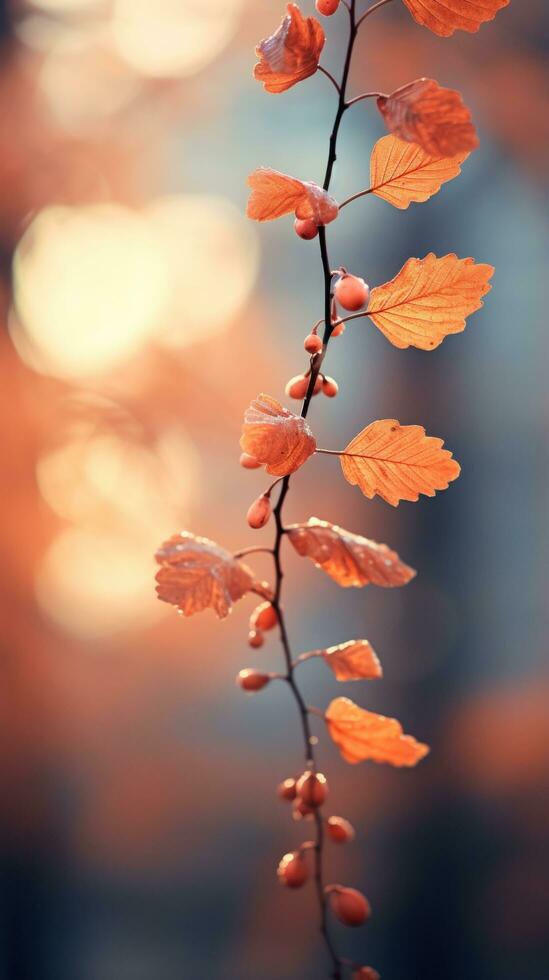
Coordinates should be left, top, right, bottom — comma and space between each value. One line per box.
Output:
145, 194, 259, 348
13, 203, 171, 379
111, 0, 246, 79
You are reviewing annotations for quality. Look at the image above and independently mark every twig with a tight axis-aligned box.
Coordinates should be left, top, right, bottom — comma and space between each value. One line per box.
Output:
356, 0, 395, 30
318, 64, 341, 95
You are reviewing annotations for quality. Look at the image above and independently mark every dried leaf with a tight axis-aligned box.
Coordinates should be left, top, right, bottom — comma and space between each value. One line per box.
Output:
287, 517, 416, 588
240, 393, 316, 476
254, 3, 325, 94
367, 252, 494, 350
369, 135, 468, 209
247, 168, 338, 224
402, 0, 509, 37
340, 419, 460, 506
377, 78, 478, 157
322, 640, 382, 681
155, 532, 256, 619
326, 697, 429, 766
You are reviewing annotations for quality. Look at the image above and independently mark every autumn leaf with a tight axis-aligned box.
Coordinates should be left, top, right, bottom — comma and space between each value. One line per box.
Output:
240, 393, 316, 476
155, 532, 264, 619
366, 252, 494, 350
247, 168, 338, 224
254, 3, 325, 94
402, 0, 510, 37
321, 640, 382, 682
326, 697, 429, 766
340, 419, 460, 506
287, 517, 416, 588
369, 135, 468, 209
377, 78, 478, 157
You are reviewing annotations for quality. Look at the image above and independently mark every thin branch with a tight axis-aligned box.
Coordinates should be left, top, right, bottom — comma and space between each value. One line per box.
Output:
233, 546, 274, 559
318, 64, 341, 96
356, 0, 395, 29
345, 90, 384, 108
339, 187, 373, 209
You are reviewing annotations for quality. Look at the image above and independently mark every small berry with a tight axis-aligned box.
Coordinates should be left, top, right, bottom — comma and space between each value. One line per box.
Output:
277, 777, 297, 802
326, 816, 355, 844
296, 770, 328, 807
322, 376, 339, 398
292, 798, 315, 821
237, 668, 270, 692
247, 494, 271, 529
316, 0, 340, 14
353, 969, 380, 980
277, 851, 309, 888
239, 452, 261, 469
327, 886, 371, 927
248, 629, 264, 649
334, 274, 369, 311
251, 602, 278, 632
285, 374, 309, 400
331, 321, 345, 337
294, 217, 318, 240
304, 333, 323, 355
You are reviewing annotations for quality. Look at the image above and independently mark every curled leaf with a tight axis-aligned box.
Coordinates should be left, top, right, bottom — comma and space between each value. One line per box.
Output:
254, 3, 325, 94
402, 0, 510, 37
247, 168, 338, 224
377, 78, 478, 157
155, 532, 260, 619
326, 697, 429, 766
240, 393, 316, 476
369, 134, 468, 209
322, 640, 382, 682
367, 252, 494, 350
340, 419, 460, 506
287, 517, 416, 588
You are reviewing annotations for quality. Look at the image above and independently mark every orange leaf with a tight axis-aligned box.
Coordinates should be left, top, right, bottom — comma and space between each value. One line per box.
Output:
287, 517, 416, 588
326, 697, 429, 766
254, 3, 325, 94
367, 252, 494, 350
369, 135, 468, 209
240, 393, 316, 476
402, 0, 509, 37
322, 640, 382, 682
377, 78, 478, 157
247, 168, 338, 224
340, 419, 460, 506
155, 532, 259, 619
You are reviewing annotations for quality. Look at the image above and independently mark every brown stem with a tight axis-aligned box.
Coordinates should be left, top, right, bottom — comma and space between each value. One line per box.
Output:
318, 64, 341, 95
356, 0, 395, 29
345, 91, 385, 108
265, 5, 365, 979
339, 187, 373, 209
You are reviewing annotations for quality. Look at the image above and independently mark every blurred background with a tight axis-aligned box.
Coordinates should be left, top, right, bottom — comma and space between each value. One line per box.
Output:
1, 1, 548, 978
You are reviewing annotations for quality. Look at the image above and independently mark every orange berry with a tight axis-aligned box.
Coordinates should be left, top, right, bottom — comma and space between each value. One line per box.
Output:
353, 969, 380, 980
322, 376, 339, 398
296, 770, 328, 807
285, 374, 309, 400
294, 217, 318, 240
328, 886, 371, 927
247, 494, 271, 529
304, 333, 323, 355
326, 816, 355, 844
331, 321, 345, 337
316, 0, 340, 14
334, 274, 369, 311
277, 851, 309, 888
248, 629, 264, 649
239, 452, 261, 469
277, 777, 297, 802
251, 601, 278, 632
292, 798, 315, 821
237, 668, 270, 692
